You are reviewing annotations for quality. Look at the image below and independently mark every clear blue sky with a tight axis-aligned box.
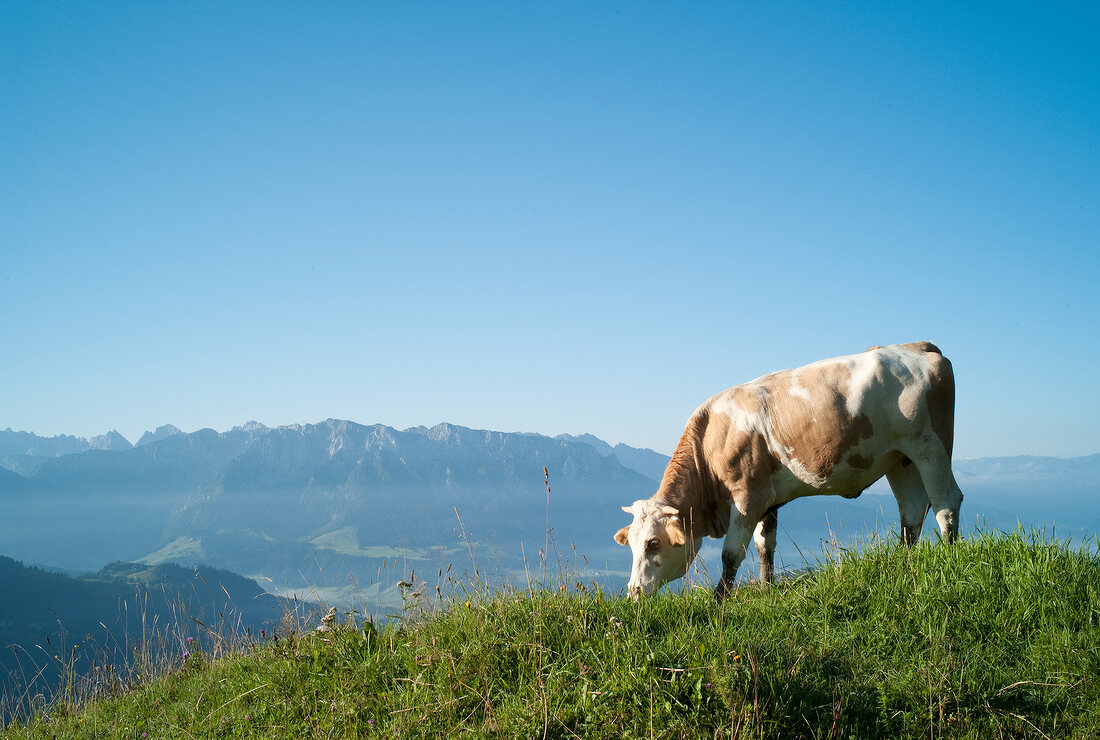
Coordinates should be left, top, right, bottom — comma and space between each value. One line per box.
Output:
2, 2, 1097, 458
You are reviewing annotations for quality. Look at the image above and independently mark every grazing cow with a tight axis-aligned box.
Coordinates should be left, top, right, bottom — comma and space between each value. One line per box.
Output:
614, 342, 962, 600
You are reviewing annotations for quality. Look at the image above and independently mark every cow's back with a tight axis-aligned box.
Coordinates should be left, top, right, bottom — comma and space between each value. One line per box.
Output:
700, 342, 953, 498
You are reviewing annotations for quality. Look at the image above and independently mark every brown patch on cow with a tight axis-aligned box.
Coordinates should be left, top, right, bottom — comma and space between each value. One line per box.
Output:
653, 410, 728, 538
729, 384, 764, 416
924, 352, 955, 455
762, 362, 875, 481
847, 452, 874, 470
665, 518, 686, 546
865, 344, 884, 352
900, 340, 942, 355
653, 406, 778, 538
699, 410, 778, 521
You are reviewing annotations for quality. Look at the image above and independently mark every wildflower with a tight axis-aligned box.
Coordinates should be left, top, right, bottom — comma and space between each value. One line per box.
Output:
705, 682, 712, 690
186, 636, 195, 645
245, 714, 251, 721
465, 601, 471, 608
182, 651, 190, 659
608, 616, 624, 628
259, 629, 266, 638
317, 606, 338, 632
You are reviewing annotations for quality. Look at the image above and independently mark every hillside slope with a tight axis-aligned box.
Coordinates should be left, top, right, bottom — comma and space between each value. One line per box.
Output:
6, 532, 1099, 738
0, 557, 300, 721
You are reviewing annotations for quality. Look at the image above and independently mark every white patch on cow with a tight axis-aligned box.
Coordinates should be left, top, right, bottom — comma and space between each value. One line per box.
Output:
898, 354, 934, 420
844, 354, 879, 417
707, 393, 757, 434
781, 454, 829, 489
788, 373, 813, 401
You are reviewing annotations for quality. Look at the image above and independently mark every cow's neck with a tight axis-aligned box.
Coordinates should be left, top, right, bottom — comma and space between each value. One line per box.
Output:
653, 411, 727, 538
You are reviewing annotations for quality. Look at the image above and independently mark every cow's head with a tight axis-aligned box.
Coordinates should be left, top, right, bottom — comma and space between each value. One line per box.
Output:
614, 500, 700, 597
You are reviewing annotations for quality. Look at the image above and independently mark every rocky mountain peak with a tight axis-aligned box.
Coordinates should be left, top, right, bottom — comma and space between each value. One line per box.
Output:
89, 430, 133, 451
136, 424, 183, 447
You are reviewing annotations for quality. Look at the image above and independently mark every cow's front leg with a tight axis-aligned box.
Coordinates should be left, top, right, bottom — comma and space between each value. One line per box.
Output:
754, 508, 778, 583
715, 516, 756, 602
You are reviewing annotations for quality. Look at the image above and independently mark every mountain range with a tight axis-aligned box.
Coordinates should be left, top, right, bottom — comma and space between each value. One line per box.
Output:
0, 421, 663, 605
2, 422, 1098, 610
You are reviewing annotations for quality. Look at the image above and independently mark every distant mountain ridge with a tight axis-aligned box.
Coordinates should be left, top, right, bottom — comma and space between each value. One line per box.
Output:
0, 423, 666, 480
135, 424, 183, 447
2, 419, 1098, 613
555, 433, 670, 481
0, 420, 662, 596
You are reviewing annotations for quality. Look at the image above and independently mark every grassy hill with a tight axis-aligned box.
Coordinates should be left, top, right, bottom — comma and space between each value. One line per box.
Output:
0, 558, 304, 724
5, 531, 1100, 738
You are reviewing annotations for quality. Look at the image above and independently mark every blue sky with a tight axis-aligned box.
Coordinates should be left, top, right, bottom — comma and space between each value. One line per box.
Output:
2, 2, 1097, 458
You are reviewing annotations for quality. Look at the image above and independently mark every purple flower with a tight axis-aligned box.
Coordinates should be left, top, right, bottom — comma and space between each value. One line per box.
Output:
259, 629, 266, 638
705, 682, 712, 690
182, 651, 190, 659
186, 636, 195, 644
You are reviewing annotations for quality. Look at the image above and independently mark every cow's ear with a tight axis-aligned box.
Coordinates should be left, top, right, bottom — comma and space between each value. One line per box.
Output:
665, 518, 686, 546
614, 526, 631, 546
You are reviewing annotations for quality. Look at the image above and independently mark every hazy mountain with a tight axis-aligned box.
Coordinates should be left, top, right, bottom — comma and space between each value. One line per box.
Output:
0, 465, 25, 486
89, 430, 133, 451
0, 429, 92, 459
161, 421, 655, 590
0, 426, 268, 568
1, 420, 1097, 611
135, 424, 183, 447
0, 421, 657, 600
556, 433, 615, 456
0, 427, 138, 472
954, 454, 1100, 483
556, 433, 670, 482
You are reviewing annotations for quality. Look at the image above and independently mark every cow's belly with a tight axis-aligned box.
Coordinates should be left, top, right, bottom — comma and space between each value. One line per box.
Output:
771, 449, 905, 504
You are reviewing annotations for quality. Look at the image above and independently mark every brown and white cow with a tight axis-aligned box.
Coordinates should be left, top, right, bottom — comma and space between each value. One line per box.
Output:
614, 342, 962, 600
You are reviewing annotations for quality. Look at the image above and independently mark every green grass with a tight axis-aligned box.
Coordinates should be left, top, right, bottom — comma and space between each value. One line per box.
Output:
7, 530, 1100, 738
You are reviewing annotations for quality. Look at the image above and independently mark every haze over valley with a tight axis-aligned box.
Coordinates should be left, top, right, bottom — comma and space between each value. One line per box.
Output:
3, 420, 1097, 606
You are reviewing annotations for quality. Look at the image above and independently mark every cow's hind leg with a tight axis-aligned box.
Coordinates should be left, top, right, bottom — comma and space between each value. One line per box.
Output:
909, 448, 964, 543
754, 507, 778, 583
886, 458, 930, 545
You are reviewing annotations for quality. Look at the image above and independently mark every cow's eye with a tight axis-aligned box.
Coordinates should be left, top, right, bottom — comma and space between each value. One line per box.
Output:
645, 538, 661, 554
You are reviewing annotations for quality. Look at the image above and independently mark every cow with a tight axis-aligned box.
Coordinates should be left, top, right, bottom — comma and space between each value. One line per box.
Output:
614, 342, 962, 600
